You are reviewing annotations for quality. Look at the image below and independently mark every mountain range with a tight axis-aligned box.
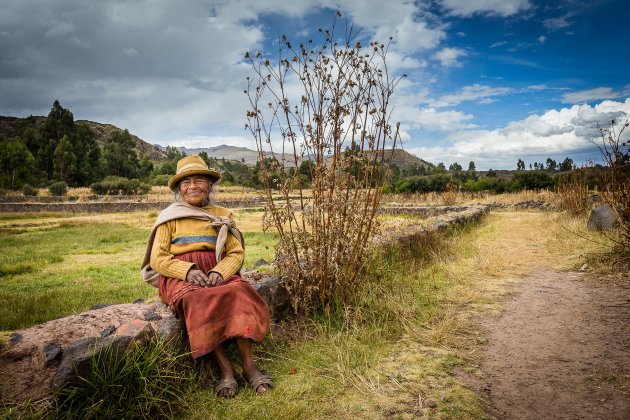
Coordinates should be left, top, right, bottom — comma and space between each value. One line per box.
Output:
1, 115, 433, 171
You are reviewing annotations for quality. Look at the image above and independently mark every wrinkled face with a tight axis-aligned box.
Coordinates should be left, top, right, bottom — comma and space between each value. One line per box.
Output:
179, 175, 212, 207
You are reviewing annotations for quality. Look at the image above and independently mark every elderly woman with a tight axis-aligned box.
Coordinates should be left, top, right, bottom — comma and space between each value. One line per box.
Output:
140, 156, 272, 398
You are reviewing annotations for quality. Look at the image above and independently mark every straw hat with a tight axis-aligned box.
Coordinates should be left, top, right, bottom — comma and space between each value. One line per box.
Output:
167, 155, 222, 190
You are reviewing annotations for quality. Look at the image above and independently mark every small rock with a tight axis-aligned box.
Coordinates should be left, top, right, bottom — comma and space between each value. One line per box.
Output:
42, 342, 62, 366
253, 258, 270, 269
143, 311, 162, 321
9, 332, 22, 346
133, 298, 146, 304
426, 400, 437, 409
580, 264, 589, 271
100, 325, 116, 338
90, 304, 111, 310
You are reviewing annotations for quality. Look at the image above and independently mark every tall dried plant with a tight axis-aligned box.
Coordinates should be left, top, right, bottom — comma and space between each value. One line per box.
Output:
556, 168, 591, 215
592, 118, 630, 246
244, 15, 404, 313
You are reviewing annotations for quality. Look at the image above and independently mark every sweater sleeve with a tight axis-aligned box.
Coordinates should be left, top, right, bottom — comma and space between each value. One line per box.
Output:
209, 214, 244, 279
150, 221, 195, 280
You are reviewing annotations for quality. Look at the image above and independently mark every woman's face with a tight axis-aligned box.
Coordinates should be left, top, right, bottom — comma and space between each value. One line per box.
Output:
179, 175, 212, 207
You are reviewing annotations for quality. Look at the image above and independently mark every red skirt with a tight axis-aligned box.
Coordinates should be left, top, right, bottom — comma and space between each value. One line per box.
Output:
158, 250, 270, 359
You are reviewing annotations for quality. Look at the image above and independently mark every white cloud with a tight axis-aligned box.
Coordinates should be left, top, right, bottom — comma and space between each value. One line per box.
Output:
432, 47, 467, 67
537, 35, 546, 43
561, 87, 622, 103
527, 84, 547, 91
431, 84, 512, 107
439, 0, 531, 17
407, 99, 630, 169
490, 41, 507, 48
543, 13, 573, 31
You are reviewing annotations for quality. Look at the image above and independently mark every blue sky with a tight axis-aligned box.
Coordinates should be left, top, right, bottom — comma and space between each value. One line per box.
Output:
1, 0, 629, 169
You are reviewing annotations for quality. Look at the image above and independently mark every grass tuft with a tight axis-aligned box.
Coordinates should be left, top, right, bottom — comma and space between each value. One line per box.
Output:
53, 339, 197, 419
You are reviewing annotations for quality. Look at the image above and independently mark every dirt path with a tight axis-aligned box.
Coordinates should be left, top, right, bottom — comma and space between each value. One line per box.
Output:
465, 268, 630, 419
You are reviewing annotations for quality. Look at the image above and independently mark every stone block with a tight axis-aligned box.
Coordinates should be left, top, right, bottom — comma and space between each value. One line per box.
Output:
587, 204, 619, 231
53, 334, 133, 390
154, 316, 185, 353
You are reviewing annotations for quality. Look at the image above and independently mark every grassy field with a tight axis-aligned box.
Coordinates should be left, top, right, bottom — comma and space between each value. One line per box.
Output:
0, 209, 275, 331
1, 202, 617, 418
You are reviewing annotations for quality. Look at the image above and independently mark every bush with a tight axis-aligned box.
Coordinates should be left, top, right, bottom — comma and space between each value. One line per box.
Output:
48, 181, 68, 196
150, 174, 171, 187
511, 171, 555, 190
22, 184, 38, 196
90, 176, 151, 195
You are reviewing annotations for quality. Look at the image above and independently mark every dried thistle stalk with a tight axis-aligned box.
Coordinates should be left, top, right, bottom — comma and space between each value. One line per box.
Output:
245, 16, 404, 312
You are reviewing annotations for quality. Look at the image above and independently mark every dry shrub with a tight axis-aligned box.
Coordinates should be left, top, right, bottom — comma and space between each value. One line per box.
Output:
556, 168, 591, 215
245, 14, 404, 313
593, 118, 630, 249
440, 182, 459, 205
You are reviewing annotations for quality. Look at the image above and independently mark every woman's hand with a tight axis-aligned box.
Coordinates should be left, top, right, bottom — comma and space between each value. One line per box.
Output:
186, 269, 209, 286
208, 272, 224, 287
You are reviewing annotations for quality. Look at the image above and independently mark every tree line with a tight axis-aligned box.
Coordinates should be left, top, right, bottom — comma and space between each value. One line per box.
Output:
0, 100, 580, 195
0, 101, 262, 193
0, 101, 153, 190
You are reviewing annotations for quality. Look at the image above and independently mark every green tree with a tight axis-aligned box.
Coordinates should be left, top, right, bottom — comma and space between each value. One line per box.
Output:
0, 137, 36, 188
545, 158, 557, 171
448, 162, 462, 172
559, 157, 574, 171
487, 168, 497, 178
104, 129, 139, 178
433, 162, 447, 174
468, 161, 476, 171
198, 151, 210, 166
517, 159, 525, 170
37, 100, 76, 178
53, 135, 77, 183
70, 123, 102, 186
137, 154, 154, 180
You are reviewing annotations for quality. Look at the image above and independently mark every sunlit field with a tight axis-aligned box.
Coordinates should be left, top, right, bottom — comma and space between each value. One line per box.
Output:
0, 209, 274, 331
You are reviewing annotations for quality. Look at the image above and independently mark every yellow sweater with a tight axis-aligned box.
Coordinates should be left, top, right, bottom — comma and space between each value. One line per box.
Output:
149, 204, 244, 281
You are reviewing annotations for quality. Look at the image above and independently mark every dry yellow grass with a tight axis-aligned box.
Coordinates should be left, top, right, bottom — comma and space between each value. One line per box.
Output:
383, 190, 557, 207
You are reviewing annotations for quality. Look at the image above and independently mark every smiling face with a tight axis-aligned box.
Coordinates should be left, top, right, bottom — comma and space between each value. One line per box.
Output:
179, 175, 212, 207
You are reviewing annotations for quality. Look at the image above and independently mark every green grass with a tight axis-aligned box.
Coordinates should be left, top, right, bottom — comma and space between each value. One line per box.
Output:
176, 228, 488, 419
0, 214, 275, 331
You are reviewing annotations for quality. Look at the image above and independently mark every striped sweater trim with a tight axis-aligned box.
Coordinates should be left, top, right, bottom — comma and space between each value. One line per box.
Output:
171, 235, 217, 245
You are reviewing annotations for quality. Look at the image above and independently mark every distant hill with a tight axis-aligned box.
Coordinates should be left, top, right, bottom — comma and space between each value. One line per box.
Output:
156, 144, 262, 164
158, 144, 314, 166
0, 115, 167, 163
161, 144, 434, 169
77, 120, 167, 163
387, 148, 434, 171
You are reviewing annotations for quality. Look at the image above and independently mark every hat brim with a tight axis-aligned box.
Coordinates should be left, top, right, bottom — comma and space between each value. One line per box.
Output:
168, 169, 222, 190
